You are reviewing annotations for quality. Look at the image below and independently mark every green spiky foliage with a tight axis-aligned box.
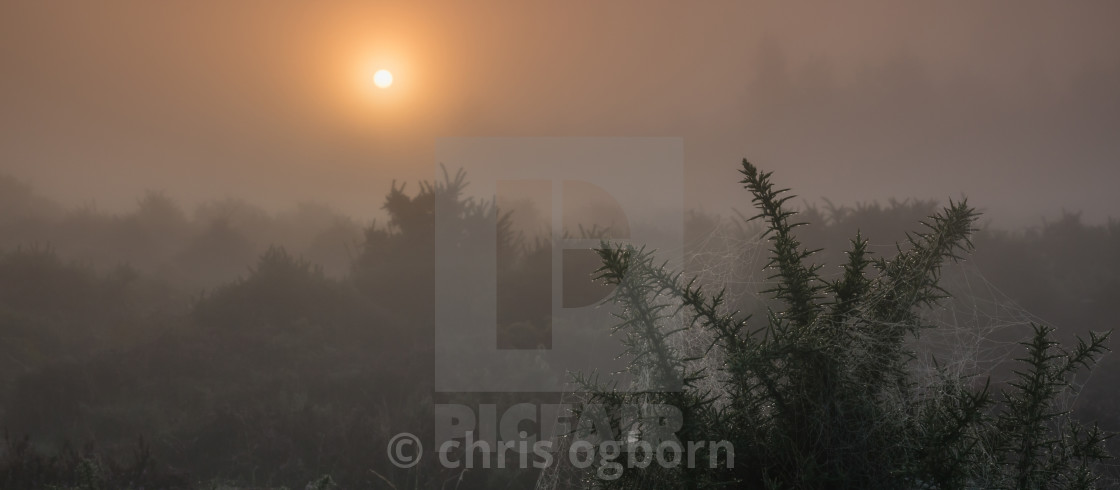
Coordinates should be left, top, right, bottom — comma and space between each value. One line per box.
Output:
991, 324, 1111, 489
577, 159, 1112, 489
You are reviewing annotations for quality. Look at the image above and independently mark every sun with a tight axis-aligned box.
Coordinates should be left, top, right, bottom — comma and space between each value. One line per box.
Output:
373, 69, 393, 88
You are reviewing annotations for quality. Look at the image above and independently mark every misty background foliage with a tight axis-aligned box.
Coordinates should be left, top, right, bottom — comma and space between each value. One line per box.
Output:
0, 165, 1117, 488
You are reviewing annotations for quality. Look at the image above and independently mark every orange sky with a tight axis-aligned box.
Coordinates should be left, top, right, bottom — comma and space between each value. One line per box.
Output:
2, 1, 1119, 226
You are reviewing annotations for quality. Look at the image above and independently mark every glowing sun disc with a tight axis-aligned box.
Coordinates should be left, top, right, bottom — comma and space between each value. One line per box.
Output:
373, 69, 393, 88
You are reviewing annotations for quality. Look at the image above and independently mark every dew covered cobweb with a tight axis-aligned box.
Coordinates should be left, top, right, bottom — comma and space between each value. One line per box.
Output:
535, 208, 1099, 488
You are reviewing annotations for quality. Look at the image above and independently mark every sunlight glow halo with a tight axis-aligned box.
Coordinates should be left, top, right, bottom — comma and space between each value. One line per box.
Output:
373, 69, 393, 88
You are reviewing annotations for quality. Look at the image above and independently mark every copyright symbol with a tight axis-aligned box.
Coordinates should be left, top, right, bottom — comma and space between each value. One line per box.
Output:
387, 432, 422, 468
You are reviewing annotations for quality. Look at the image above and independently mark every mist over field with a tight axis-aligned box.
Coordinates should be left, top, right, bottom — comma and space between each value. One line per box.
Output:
3, 167, 1119, 488
3, 2, 1120, 225
1, 1, 1119, 489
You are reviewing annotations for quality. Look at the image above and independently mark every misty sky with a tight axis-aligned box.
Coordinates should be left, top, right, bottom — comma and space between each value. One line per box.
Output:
2, 1, 1118, 227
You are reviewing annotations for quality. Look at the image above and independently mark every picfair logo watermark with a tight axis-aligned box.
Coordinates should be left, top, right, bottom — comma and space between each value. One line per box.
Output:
434, 138, 684, 392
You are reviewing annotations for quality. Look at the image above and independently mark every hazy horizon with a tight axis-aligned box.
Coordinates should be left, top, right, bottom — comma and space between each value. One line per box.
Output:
3, 4, 1120, 487
3, 1, 1119, 227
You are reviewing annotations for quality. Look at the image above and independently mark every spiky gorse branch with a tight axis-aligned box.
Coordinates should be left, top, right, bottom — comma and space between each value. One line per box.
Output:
994, 324, 1111, 489
574, 159, 1112, 489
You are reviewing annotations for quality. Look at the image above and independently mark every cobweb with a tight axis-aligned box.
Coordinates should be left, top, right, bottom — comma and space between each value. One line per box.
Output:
534, 209, 1099, 489
674, 209, 1059, 389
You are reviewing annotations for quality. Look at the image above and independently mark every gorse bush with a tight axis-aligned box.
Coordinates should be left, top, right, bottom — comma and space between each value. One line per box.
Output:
581, 159, 1111, 489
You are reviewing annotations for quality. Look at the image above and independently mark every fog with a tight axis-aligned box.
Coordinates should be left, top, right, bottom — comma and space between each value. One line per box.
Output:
3, 1, 1118, 226
3, 3, 1120, 488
